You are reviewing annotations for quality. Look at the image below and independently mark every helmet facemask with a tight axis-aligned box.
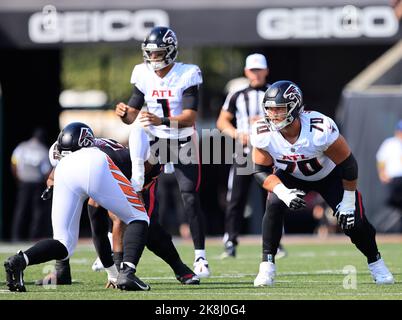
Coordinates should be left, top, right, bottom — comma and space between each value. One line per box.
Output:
262, 82, 304, 131
142, 28, 178, 71
142, 45, 176, 71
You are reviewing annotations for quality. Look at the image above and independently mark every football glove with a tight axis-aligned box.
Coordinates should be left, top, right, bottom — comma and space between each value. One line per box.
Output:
273, 183, 306, 210
41, 186, 53, 201
334, 190, 356, 230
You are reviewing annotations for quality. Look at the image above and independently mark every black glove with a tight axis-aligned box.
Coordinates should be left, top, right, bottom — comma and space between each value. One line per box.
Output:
289, 196, 307, 210
41, 186, 53, 201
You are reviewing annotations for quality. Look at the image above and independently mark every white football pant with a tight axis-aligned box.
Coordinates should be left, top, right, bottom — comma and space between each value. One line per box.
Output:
52, 148, 149, 258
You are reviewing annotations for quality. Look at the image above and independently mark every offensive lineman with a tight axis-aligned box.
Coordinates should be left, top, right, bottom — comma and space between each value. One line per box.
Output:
4, 123, 151, 292
115, 26, 210, 277
250, 80, 394, 286
36, 122, 200, 286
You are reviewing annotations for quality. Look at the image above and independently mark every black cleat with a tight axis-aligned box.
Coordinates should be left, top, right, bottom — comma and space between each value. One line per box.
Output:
220, 241, 236, 259
4, 250, 27, 292
175, 264, 200, 285
116, 263, 150, 291
176, 273, 200, 285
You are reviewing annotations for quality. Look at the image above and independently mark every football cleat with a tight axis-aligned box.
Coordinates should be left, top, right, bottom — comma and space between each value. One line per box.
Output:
368, 258, 394, 285
254, 261, 276, 287
91, 257, 105, 272
116, 263, 150, 291
4, 250, 27, 292
175, 264, 200, 285
193, 257, 211, 278
220, 241, 236, 259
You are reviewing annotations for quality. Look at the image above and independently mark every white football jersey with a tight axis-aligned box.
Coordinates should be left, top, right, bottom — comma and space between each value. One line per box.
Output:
250, 111, 340, 181
130, 62, 203, 139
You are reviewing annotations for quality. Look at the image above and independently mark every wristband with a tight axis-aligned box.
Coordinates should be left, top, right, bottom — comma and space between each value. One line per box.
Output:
161, 117, 170, 126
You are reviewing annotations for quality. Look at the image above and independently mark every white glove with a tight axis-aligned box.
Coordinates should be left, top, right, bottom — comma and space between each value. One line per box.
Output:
273, 183, 306, 210
334, 190, 356, 230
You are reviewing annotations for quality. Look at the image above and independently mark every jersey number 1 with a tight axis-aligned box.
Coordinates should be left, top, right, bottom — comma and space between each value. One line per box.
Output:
157, 99, 171, 117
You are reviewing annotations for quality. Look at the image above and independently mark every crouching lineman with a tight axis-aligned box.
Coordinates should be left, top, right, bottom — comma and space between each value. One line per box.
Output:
251, 80, 394, 286
36, 122, 199, 287
4, 123, 151, 292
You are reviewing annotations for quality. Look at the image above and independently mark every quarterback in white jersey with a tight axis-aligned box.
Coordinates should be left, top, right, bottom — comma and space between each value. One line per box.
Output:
115, 26, 210, 278
250, 81, 394, 287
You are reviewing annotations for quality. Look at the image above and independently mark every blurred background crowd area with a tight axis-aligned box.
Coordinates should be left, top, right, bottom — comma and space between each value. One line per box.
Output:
0, 0, 402, 240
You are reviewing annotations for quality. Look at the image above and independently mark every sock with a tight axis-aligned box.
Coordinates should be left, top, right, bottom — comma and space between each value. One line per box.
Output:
123, 262, 136, 270
368, 252, 382, 264
262, 253, 275, 264
113, 252, 123, 271
88, 204, 114, 268
105, 264, 119, 281
195, 250, 206, 261
22, 252, 29, 266
24, 239, 68, 265
123, 220, 148, 266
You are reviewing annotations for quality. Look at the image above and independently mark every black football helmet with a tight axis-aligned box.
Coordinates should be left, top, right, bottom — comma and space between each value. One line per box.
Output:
262, 80, 304, 131
142, 26, 178, 71
56, 122, 94, 157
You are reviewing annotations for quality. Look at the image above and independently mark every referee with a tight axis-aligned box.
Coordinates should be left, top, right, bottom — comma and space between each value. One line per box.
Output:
217, 54, 285, 258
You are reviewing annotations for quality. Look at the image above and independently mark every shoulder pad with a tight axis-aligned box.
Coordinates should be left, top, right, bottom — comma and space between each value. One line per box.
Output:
250, 120, 271, 148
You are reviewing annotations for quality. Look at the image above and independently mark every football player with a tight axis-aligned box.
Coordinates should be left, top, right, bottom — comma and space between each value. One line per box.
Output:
115, 26, 210, 277
4, 122, 151, 292
250, 80, 394, 286
36, 122, 199, 287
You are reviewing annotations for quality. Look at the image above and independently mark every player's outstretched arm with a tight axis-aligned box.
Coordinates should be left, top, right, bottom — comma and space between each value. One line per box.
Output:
252, 147, 306, 210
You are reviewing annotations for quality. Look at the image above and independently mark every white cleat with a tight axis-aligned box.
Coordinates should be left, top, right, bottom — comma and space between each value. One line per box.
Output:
368, 258, 394, 285
254, 261, 276, 287
193, 258, 211, 278
91, 257, 105, 272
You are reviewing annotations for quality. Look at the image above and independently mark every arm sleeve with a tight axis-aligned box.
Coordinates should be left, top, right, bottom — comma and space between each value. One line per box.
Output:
182, 85, 199, 111
127, 85, 145, 110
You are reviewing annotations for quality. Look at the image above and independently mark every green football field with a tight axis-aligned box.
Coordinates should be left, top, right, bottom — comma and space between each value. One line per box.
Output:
0, 236, 401, 300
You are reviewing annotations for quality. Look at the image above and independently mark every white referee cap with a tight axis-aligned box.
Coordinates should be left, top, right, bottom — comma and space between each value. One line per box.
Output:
245, 53, 268, 70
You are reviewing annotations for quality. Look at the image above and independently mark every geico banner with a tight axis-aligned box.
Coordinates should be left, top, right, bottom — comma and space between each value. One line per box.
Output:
0, 5, 400, 47
28, 9, 169, 43
257, 6, 399, 39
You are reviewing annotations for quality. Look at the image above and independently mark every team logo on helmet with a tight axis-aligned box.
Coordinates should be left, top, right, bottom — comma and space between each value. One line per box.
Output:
283, 84, 302, 109
78, 128, 94, 147
162, 29, 177, 45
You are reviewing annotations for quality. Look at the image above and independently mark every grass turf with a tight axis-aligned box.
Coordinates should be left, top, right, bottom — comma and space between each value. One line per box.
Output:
0, 238, 401, 300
